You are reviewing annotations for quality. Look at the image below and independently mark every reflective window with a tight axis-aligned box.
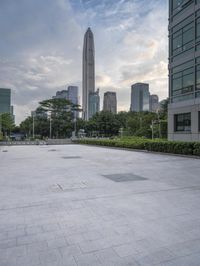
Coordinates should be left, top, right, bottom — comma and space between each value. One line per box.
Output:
199, 112, 200, 132
172, 61, 194, 99
171, 0, 194, 16
174, 113, 191, 132
196, 64, 200, 90
196, 17, 200, 39
172, 19, 194, 56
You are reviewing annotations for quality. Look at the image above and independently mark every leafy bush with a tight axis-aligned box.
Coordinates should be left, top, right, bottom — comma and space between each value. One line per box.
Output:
193, 143, 200, 156
75, 137, 200, 157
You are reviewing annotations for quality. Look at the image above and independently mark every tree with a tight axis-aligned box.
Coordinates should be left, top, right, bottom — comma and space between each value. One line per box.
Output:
39, 98, 81, 138
20, 117, 33, 137
159, 98, 169, 120
85, 111, 121, 137
0, 113, 15, 137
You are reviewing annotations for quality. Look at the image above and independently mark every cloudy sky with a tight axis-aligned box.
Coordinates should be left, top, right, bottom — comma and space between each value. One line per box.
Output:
0, 0, 168, 124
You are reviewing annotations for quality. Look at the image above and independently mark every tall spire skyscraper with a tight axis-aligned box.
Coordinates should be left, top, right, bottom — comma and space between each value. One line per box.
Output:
82, 27, 95, 120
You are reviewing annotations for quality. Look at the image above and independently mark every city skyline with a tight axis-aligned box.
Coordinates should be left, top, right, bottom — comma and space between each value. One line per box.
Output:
0, 0, 168, 125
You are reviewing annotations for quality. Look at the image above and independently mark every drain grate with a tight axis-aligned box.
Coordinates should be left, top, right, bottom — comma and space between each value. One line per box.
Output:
62, 156, 81, 159
50, 182, 87, 192
48, 149, 57, 152
102, 173, 148, 182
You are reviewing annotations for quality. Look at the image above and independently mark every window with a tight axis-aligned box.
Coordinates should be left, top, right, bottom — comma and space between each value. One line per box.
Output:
172, 60, 194, 101
196, 17, 200, 40
172, 18, 194, 56
199, 112, 200, 131
196, 64, 200, 90
172, 0, 194, 16
174, 113, 191, 131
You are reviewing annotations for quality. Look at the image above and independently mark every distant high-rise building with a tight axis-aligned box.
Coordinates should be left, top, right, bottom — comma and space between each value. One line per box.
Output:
31, 108, 48, 119
54, 90, 68, 100
82, 27, 95, 120
53, 86, 79, 117
88, 89, 100, 119
0, 88, 11, 114
68, 86, 78, 106
168, 0, 200, 141
150, 94, 159, 113
130, 83, 150, 112
103, 92, 117, 114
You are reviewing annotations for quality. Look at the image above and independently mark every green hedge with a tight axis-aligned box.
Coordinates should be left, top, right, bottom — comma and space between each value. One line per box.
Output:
75, 138, 200, 157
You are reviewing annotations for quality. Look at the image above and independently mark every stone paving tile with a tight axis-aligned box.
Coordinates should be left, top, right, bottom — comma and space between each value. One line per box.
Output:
74, 253, 102, 266
39, 249, 62, 265
134, 248, 175, 266
59, 244, 82, 257
94, 247, 121, 263
16, 253, 41, 266
66, 232, 85, 245
0, 238, 17, 249
47, 237, 68, 249
113, 243, 139, 257
1, 258, 17, 266
161, 253, 200, 266
1, 145, 200, 265
25, 225, 44, 235
26, 240, 48, 254
7, 228, 26, 239
17, 234, 38, 245
82, 230, 102, 241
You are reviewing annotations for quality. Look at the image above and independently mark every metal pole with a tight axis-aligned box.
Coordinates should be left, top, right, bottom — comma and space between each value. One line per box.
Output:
74, 117, 77, 137
159, 120, 161, 139
32, 115, 35, 139
50, 115, 52, 139
152, 120, 154, 140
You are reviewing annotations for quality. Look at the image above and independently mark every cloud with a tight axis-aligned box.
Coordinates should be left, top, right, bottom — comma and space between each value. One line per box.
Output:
0, 0, 168, 124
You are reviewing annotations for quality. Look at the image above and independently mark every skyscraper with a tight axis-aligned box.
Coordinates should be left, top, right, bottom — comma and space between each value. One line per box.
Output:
103, 91, 117, 114
130, 83, 150, 112
168, 0, 200, 141
82, 27, 95, 120
0, 88, 11, 114
68, 86, 78, 106
88, 88, 100, 119
53, 86, 79, 117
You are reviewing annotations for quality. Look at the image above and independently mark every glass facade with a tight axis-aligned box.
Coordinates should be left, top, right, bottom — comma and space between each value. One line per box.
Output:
130, 83, 150, 112
169, 1, 200, 140
88, 89, 100, 119
199, 111, 200, 131
0, 88, 11, 114
169, 0, 200, 103
171, 0, 194, 17
174, 113, 191, 131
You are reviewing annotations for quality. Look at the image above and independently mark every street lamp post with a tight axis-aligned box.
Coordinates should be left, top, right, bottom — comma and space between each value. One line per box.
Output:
49, 115, 52, 139
32, 114, 35, 139
151, 120, 154, 140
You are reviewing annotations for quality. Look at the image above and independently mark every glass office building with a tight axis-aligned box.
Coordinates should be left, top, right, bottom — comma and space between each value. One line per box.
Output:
168, 0, 200, 141
0, 88, 11, 114
88, 89, 100, 119
130, 83, 150, 112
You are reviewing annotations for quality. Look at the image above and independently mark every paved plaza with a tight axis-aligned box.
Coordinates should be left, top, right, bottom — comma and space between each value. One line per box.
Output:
1, 144, 200, 266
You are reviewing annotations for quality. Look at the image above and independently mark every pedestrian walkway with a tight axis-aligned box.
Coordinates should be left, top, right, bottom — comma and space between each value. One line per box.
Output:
0, 145, 200, 266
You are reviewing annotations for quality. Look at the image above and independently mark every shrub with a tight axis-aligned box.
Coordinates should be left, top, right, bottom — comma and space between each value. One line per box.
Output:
75, 138, 200, 157
193, 143, 200, 156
